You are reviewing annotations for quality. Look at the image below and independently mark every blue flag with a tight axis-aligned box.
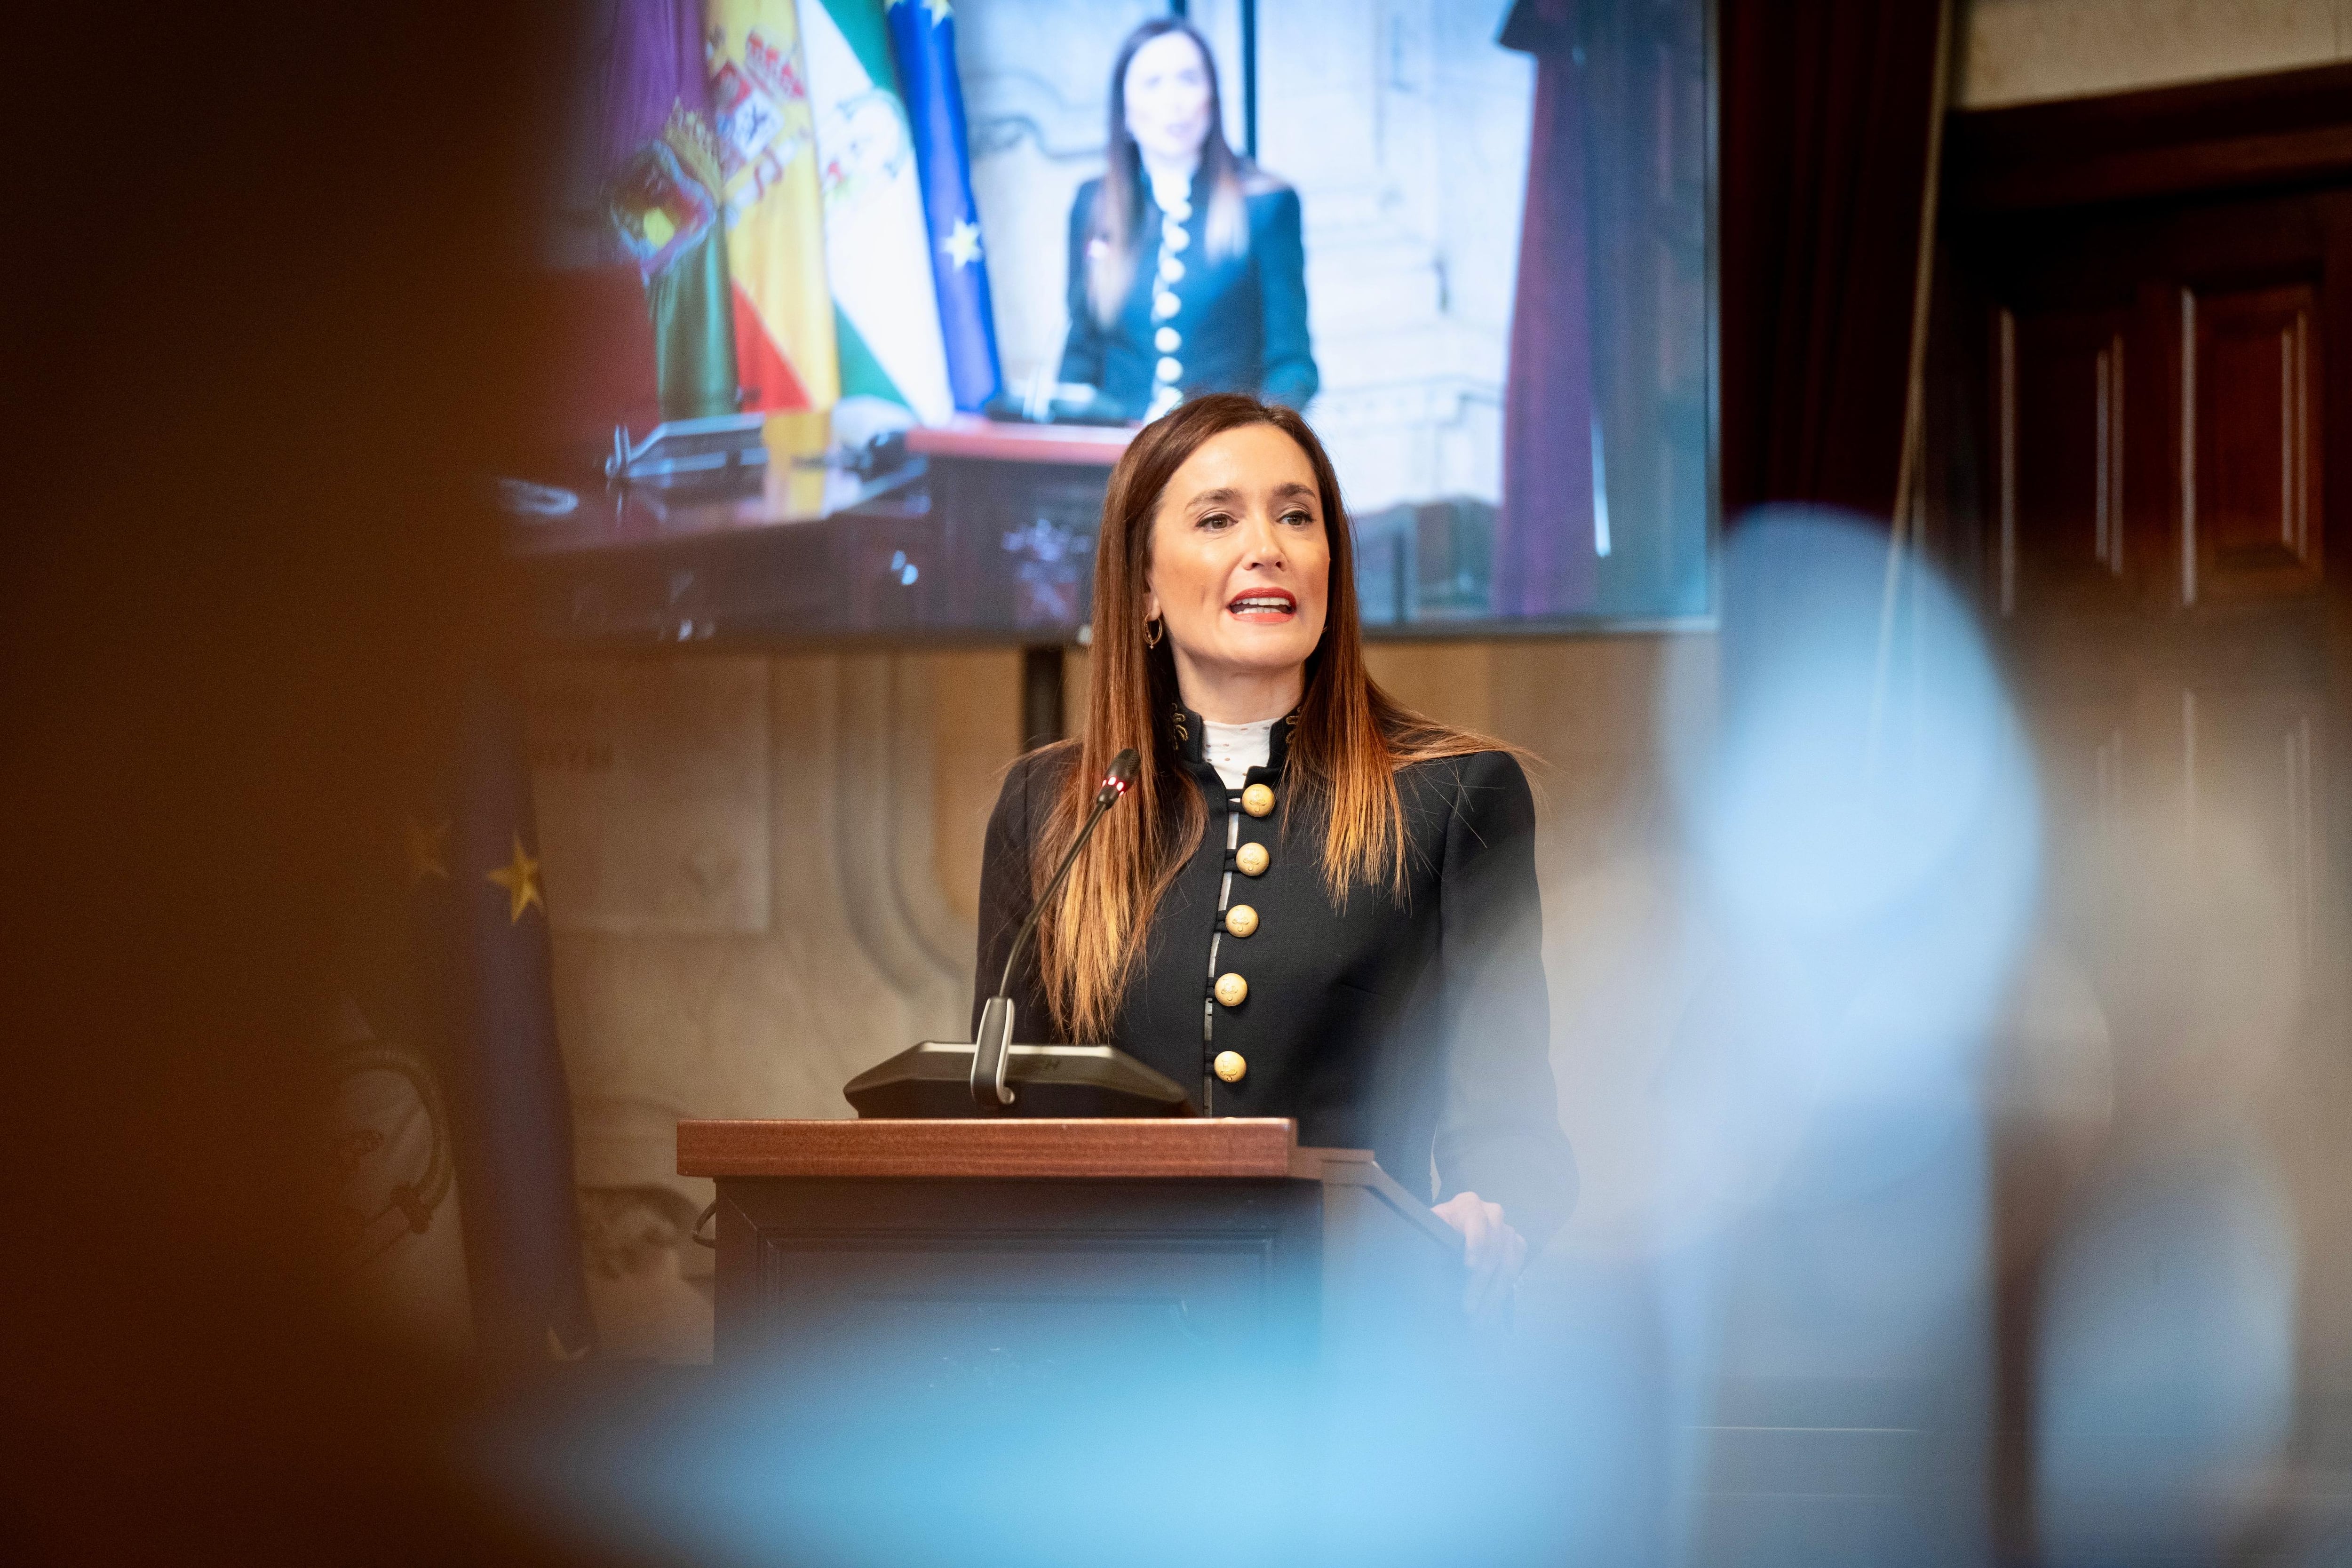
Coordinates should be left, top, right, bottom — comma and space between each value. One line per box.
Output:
886, 0, 1002, 413
408, 674, 596, 1362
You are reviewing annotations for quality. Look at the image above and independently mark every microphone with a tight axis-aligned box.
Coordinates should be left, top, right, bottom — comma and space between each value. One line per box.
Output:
971, 747, 1140, 1110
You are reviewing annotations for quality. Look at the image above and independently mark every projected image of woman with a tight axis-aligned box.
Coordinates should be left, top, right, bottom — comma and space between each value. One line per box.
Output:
1059, 20, 1318, 423
975, 396, 1573, 1312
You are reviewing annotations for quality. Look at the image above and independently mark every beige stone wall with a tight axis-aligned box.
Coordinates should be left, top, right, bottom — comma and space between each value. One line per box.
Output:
1956, 0, 2352, 107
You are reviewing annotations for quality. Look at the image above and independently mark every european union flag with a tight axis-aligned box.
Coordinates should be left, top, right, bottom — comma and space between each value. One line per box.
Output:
407, 675, 596, 1361
887, 0, 1002, 413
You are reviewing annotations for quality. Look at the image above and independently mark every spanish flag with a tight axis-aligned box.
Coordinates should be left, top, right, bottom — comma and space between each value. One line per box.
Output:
708, 0, 840, 413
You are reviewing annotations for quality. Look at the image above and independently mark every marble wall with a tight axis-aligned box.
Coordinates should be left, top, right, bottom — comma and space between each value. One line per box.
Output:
1956, 0, 2352, 107
1253, 0, 1530, 512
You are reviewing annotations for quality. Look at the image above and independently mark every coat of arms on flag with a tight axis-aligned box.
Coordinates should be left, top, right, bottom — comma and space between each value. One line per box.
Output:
710, 2, 842, 415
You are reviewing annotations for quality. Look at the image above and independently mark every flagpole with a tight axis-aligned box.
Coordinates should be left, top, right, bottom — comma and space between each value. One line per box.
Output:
1241, 0, 1258, 159
1863, 0, 1954, 795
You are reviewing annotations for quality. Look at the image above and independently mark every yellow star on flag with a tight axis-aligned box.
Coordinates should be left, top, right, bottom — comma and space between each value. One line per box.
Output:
940, 217, 983, 270
403, 818, 450, 883
486, 833, 544, 924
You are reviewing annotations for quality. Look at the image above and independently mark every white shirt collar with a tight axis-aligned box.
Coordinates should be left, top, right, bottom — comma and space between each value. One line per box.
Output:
1200, 716, 1274, 790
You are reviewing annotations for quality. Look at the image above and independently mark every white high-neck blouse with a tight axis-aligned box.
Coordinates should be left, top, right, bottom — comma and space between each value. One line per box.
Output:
1200, 716, 1274, 790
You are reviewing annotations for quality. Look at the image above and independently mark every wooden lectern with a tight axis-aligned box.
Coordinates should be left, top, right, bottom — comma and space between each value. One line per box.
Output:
677, 1118, 1466, 1379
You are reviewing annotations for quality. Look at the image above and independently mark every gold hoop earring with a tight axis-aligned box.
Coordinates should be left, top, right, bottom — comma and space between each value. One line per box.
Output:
1144, 616, 1164, 649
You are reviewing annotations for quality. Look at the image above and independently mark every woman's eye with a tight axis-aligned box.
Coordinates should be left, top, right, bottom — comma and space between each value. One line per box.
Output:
1281, 510, 1314, 528
1198, 512, 1234, 530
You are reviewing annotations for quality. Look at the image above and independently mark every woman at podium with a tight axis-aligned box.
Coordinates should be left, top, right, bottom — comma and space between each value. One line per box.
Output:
1056, 19, 1318, 424
975, 394, 1573, 1307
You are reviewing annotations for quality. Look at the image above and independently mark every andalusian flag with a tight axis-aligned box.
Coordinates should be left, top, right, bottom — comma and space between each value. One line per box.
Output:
708, 0, 840, 413
887, 0, 1004, 413
803, 0, 956, 425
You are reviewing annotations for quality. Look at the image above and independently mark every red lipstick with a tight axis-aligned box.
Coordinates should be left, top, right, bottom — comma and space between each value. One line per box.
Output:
1225, 587, 1297, 621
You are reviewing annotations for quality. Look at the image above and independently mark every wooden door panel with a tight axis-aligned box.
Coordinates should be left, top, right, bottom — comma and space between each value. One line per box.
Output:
2189, 282, 2323, 602
2000, 306, 2139, 616
1947, 108, 2352, 1567
2186, 685, 2325, 975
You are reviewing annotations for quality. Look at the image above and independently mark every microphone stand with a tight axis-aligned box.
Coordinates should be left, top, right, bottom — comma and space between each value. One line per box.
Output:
970, 748, 1139, 1110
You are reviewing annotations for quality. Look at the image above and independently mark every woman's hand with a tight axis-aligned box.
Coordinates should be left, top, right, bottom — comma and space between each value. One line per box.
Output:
1431, 1191, 1528, 1320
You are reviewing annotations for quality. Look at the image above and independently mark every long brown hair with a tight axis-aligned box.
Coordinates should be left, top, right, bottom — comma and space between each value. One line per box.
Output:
1086, 19, 1252, 325
1034, 394, 1504, 1042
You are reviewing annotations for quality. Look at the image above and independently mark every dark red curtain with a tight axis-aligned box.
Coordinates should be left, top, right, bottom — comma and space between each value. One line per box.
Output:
1718, 0, 1945, 523
1494, 0, 1599, 616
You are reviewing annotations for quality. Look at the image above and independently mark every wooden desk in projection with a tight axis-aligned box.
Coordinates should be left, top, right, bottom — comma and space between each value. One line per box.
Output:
676, 1118, 1465, 1379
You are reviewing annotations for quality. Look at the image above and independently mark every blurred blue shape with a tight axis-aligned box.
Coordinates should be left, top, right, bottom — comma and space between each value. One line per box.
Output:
486, 1314, 1645, 1568
2036, 1140, 2299, 1565
1669, 508, 2037, 953
1641, 510, 2038, 1566
1658, 508, 2041, 1202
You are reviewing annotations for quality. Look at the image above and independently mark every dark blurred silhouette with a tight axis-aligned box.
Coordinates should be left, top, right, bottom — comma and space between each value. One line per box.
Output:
0, 0, 626, 1560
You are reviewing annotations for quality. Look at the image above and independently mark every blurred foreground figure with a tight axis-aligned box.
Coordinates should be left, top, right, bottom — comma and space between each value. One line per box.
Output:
1648, 509, 2042, 1566
0, 0, 616, 1560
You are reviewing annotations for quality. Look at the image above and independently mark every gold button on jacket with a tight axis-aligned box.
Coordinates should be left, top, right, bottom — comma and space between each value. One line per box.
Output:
1213, 1050, 1247, 1083
1241, 782, 1275, 817
1224, 903, 1258, 938
1236, 841, 1269, 876
1214, 971, 1248, 1008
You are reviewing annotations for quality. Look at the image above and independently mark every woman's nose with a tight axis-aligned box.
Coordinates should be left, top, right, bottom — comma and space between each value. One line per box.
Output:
1239, 513, 1287, 569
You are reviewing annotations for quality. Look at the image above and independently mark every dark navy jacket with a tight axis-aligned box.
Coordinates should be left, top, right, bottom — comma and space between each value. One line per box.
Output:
974, 708, 1577, 1249
1057, 171, 1319, 420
